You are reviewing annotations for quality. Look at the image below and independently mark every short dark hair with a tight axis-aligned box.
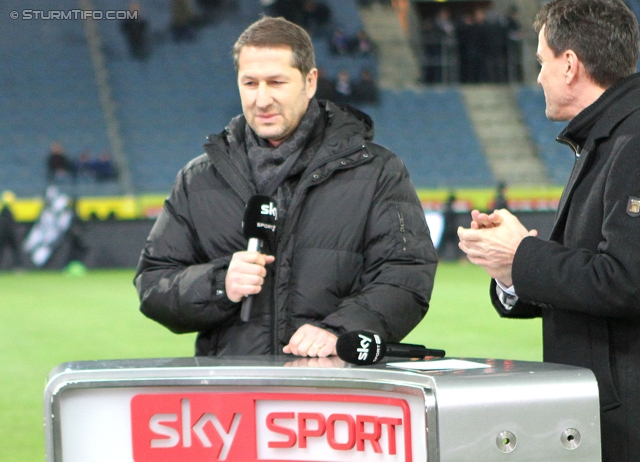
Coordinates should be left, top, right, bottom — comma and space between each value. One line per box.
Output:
233, 16, 316, 77
534, 0, 639, 88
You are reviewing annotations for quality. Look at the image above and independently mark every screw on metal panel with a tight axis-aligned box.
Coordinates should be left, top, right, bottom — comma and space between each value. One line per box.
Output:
561, 428, 581, 450
496, 431, 517, 453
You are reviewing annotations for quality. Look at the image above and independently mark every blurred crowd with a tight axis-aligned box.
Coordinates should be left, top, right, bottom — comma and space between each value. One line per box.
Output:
420, 5, 524, 84
47, 142, 118, 185
119, 0, 381, 105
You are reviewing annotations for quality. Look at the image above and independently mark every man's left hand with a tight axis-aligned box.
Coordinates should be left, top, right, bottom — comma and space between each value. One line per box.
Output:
283, 324, 337, 357
457, 209, 538, 286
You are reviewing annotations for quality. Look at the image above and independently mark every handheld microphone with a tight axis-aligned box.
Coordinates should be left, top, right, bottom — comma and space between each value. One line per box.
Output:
336, 330, 445, 366
240, 195, 277, 322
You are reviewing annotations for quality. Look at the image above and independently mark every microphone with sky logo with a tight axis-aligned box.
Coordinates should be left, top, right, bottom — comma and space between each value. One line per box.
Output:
240, 195, 277, 322
336, 330, 446, 365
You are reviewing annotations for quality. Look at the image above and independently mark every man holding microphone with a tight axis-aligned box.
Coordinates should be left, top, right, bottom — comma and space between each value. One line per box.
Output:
135, 17, 437, 359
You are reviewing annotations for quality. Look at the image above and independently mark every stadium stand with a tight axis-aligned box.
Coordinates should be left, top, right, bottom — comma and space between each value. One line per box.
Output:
0, 0, 115, 197
515, 87, 574, 185
355, 89, 494, 188
1, 0, 497, 197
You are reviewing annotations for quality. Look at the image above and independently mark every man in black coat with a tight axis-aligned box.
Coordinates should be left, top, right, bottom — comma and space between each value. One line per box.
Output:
458, 1, 640, 460
135, 17, 437, 358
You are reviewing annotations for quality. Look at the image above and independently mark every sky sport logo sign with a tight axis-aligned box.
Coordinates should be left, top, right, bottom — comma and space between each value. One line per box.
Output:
9, 10, 137, 20
131, 392, 414, 462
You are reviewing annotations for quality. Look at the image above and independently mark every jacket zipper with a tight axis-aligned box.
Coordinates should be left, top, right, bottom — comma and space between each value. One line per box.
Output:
395, 206, 407, 251
556, 135, 580, 157
273, 143, 370, 352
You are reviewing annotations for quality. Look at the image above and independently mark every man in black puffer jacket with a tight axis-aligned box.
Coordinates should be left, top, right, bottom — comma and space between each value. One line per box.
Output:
134, 17, 437, 357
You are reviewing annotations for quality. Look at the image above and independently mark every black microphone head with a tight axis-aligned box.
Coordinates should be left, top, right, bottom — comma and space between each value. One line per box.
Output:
336, 330, 387, 365
243, 195, 277, 240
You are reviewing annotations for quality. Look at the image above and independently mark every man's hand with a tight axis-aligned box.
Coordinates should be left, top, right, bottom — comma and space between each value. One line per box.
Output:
225, 251, 275, 302
458, 209, 538, 286
283, 324, 337, 358
469, 209, 503, 229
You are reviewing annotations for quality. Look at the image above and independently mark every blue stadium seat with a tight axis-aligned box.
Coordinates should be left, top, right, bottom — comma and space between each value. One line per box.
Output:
355, 88, 494, 188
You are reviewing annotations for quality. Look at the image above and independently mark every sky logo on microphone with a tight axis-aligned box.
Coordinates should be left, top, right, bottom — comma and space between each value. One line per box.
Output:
357, 333, 382, 362
260, 203, 277, 220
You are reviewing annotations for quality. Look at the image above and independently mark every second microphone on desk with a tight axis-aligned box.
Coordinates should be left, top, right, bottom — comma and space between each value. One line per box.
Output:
336, 330, 446, 365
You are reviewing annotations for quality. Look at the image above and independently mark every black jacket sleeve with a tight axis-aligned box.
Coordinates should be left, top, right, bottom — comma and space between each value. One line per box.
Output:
134, 171, 238, 333
494, 134, 640, 320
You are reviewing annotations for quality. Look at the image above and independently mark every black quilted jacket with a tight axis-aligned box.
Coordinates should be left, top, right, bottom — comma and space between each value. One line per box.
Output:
135, 101, 437, 356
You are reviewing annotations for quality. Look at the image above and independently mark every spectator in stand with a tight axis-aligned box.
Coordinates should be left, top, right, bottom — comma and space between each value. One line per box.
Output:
47, 142, 75, 183
457, 8, 505, 83
420, 17, 445, 83
351, 29, 374, 55
0, 191, 24, 270
484, 7, 508, 82
330, 29, 350, 55
302, 0, 332, 37
270, 0, 305, 25
171, 0, 196, 42
315, 67, 337, 101
456, 13, 476, 83
352, 68, 379, 104
93, 152, 119, 182
334, 70, 353, 104
75, 151, 95, 182
435, 7, 455, 38
469, 8, 492, 83
505, 4, 524, 81
121, 2, 149, 60
505, 4, 522, 39
196, 0, 223, 25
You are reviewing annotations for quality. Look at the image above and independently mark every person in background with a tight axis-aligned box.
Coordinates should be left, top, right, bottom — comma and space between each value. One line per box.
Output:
120, 2, 149, 60
458, 1, 640, 460
171, 0, 196, 41
352, 68, 379, 104
92, 152, 119, 182
314, 67, 337, 101
46, 142, 75, 184
329, 29, 349, 55
437, 193, 460, 261
333, 69, 353, 104
0, 191, 24, 271
492, 181, 508, 210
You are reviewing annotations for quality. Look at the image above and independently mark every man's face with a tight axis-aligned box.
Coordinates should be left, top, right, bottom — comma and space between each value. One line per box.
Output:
237, 46, 317, 146
536, 26, 573, 121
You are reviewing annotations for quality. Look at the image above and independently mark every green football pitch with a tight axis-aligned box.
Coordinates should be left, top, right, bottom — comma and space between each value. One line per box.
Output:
0, 263, 541, 461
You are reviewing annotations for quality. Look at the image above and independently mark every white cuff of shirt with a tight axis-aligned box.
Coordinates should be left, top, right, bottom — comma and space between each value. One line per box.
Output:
495, 280, 516, 296
495, 280, 518, 310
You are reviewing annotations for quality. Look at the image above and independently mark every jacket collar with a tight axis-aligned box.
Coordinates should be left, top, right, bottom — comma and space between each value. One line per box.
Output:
201, 100, 375, 202
558, 72, 640, 153
551, 72, 640, 240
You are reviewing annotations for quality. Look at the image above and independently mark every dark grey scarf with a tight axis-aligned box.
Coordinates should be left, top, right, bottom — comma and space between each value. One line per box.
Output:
245, 99, 323, 219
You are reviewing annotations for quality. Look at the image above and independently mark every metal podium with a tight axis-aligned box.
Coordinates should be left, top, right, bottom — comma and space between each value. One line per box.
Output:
44, 357, 601, 461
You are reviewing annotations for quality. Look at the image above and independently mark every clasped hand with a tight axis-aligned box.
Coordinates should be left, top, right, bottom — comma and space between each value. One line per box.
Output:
457, 209, 538, 287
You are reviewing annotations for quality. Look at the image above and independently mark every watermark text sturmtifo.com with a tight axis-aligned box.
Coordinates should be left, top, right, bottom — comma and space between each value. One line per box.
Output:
9, 10, 138, 20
